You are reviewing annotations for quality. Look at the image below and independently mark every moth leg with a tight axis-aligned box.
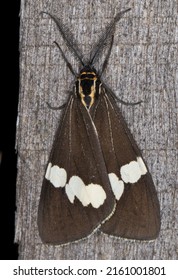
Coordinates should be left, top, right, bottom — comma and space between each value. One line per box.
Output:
103, 84, 143, 106
89, 8, 131, 66
41, 12, 84, 66
47, 41, 76, 110
99, 35, 114, 77
46, 101, 66, 110
99, 9, 132, 76
54, 41, 77, 77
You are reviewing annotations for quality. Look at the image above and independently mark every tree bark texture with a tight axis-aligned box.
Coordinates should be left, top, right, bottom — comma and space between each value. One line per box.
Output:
15, 0, 178, 259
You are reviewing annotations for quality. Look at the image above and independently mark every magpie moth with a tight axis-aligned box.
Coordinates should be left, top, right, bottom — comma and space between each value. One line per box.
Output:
38, 9, 160, 245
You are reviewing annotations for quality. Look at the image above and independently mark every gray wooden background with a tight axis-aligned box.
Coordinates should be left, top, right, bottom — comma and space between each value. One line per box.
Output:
15, 0, 178, 259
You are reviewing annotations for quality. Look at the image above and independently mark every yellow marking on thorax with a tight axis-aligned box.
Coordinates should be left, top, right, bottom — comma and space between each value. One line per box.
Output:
81, 71, 96, 75
79, 79, 96, 108
80, 76, 97, 82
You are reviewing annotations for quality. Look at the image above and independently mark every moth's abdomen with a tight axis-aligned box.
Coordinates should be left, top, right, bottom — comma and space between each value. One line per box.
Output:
76, 68, 101, 109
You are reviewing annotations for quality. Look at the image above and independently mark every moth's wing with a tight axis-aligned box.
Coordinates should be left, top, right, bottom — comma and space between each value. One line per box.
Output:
91, 88, 160, 240
38, 95, 115, 245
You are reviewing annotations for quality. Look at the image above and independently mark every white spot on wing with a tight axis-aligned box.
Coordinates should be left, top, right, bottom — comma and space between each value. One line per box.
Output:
45, 162, 52, 180
86, 184, 106, 208
120, 161, 141, 183
45, 165, 107, 208
137, 157, 147, 175
67, 176, 90, 206
49, 165, 67, 188
65, 176, 106, 208
65, 184, 75, 203
108, 173, 124, 200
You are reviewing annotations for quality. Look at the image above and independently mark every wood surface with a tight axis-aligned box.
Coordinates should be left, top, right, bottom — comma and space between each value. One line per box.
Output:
15, 0, 178, 259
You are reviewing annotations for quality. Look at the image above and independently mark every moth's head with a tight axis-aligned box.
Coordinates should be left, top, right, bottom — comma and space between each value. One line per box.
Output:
79, 65, 97, 76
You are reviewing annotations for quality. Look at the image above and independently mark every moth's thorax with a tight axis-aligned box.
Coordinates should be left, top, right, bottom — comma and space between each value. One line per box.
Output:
76, 68, 101, 109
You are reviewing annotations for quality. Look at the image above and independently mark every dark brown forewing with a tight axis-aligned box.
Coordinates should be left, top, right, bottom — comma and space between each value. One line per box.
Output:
38, 95, 115, 245
91, 88, 160, 240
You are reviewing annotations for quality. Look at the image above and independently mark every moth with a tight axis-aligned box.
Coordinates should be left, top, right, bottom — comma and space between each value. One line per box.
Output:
38, 9, 160, 245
